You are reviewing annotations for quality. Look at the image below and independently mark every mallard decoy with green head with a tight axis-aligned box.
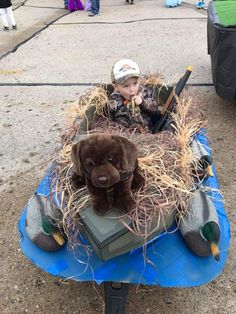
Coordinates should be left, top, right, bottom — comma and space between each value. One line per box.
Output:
179, 189, 220, 261
190, 139, 214, 179
26, 193, 65, 251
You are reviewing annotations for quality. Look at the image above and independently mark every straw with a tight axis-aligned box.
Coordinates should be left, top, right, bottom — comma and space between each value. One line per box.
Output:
51, 80, 210, 249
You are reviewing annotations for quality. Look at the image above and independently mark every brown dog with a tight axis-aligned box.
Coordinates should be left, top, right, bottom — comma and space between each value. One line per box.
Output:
71, 134, 145, 215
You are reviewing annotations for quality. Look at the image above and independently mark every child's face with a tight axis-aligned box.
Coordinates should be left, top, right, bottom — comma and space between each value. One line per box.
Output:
114, 77, 140, 101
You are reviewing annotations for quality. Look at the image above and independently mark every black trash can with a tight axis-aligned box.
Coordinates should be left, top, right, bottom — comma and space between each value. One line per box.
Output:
207, 1, 236, 100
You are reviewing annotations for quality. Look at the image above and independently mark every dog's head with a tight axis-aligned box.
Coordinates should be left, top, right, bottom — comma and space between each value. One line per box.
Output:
71, 134, 138, 188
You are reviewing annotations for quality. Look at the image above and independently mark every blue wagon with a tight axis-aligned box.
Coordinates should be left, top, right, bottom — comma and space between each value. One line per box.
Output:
18, 73, 230, 313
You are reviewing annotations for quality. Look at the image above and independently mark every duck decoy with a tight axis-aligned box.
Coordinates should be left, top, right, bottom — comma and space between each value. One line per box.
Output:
25, 193, 65, 251
190, 138, 214, 178
179, 189, 220, 261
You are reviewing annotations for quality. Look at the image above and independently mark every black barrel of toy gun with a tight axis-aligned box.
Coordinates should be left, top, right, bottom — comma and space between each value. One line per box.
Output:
152, 66, 192, 133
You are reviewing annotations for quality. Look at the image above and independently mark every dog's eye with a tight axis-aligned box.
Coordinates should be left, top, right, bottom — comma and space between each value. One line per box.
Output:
107, 155, 113, 162
85, 158, 95, 168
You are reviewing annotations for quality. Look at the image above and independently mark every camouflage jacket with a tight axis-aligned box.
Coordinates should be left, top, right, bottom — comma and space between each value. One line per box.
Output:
108, 85, 159, 130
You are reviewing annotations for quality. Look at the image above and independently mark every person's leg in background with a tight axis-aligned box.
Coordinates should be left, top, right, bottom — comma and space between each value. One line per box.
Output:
6, 6, 17, 29
96, 0, 100, 14
64, 0, 68, 9
0, 8, 10, 30
89, 0, 100, 16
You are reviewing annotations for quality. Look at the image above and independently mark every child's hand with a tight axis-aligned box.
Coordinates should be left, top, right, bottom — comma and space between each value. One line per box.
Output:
133, 92, 143, 105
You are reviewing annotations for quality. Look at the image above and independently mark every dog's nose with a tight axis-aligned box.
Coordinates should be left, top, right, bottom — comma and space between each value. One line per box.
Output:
97, 176, 108, 185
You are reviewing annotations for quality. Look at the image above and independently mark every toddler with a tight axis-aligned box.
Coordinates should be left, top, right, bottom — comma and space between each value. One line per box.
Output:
109, 59, 161, 132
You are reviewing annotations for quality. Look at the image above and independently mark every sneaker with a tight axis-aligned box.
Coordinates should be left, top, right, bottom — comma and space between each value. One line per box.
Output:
88, 12, 99, 17
12, 25, 17, 30
196, 1, 205, 9
3, 26, 10, 31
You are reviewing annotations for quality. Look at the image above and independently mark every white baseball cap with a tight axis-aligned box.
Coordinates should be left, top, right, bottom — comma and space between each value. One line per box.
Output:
111, 59, 141, 84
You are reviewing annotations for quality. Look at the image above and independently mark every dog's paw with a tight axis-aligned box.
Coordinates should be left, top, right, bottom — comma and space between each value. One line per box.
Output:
92, 197, 111, 216
114, 194, 136, 213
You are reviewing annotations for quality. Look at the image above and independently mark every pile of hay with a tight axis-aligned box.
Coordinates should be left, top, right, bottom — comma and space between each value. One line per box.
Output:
53, 82, 206, 250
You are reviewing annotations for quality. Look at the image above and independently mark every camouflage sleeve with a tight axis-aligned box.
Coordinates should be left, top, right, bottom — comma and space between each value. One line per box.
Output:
108, 92, 124, 110
140, 86, 159, 113
108, 93, 131, 127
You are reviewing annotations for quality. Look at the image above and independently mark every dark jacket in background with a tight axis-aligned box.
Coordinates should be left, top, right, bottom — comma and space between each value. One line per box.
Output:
0, 0, 12, 9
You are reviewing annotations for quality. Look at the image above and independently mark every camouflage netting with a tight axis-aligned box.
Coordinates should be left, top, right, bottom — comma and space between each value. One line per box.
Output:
51, 78, 206, 250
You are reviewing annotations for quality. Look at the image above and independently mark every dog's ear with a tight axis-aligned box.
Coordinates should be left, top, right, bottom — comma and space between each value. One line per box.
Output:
71, 141, 84, 176
112, 135, 138, 171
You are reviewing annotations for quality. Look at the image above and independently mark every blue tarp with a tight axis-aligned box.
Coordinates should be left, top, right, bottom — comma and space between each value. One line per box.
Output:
18, 130, 230, 287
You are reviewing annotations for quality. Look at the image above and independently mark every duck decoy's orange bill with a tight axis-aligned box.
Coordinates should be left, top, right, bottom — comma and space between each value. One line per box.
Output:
211, 243, 220, 261
52, 231, 65, 246
207, 165, 214, 177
